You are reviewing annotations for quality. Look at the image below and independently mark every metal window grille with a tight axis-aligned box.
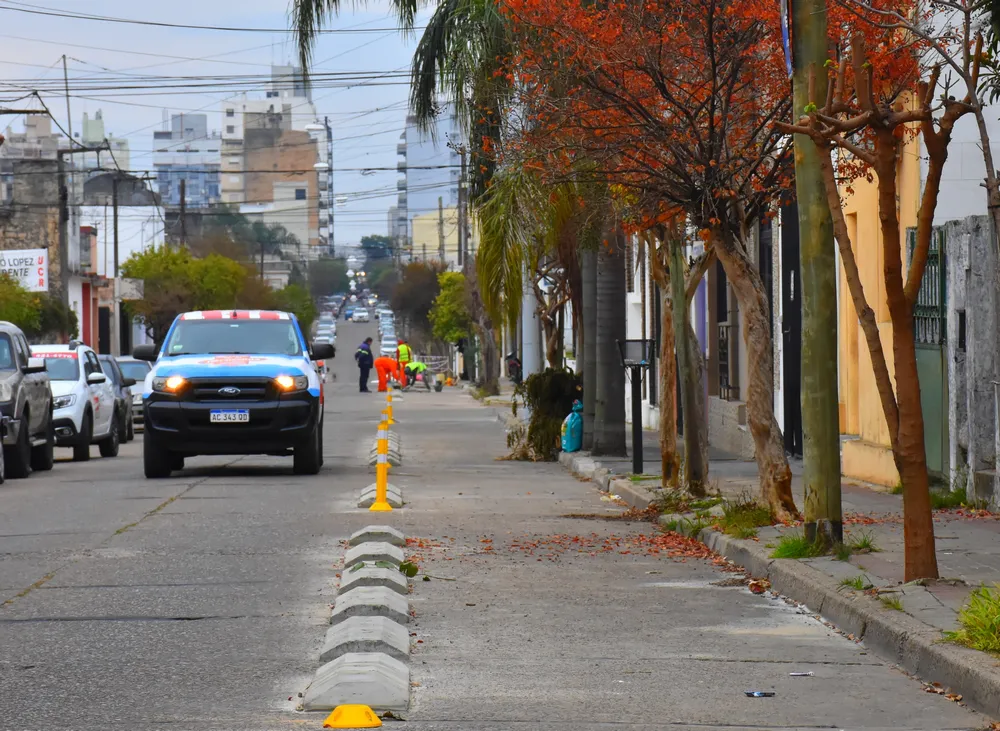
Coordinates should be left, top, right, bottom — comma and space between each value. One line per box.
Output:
906, 227, 946, 346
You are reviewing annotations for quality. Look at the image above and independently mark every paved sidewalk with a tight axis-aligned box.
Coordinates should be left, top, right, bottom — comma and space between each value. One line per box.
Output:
567, 431, 1000, 632
375, 387, 987, 729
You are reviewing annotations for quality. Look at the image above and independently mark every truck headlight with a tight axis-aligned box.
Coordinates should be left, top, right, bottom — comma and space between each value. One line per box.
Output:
0, 381, 12, 402
53, 394, 76, 409
152, 375, 186, 393
274, 375, 309, 392
132, 394, 143, 405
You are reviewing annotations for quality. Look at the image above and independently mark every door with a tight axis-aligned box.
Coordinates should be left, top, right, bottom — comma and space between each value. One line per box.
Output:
85, 351, 114, 436
908, 228, 948, 477
15, 334, 45, 436
781, 200, 804, 457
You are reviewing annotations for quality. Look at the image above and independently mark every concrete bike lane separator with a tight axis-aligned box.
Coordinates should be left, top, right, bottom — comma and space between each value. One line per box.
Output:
358, 484, 403, 509
302, 526, 415, 714
349, 525, 406, 547
345, 542, 405, 568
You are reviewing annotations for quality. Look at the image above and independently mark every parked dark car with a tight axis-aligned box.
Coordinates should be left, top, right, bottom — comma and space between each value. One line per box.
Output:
98, 355, 137, 442
0, 321, 55, 478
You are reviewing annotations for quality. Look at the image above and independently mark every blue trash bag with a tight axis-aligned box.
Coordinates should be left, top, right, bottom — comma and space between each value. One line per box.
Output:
561, 400, 584, 453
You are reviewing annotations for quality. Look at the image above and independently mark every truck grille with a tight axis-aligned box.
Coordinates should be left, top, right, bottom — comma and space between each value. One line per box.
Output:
188, 378, 272, 402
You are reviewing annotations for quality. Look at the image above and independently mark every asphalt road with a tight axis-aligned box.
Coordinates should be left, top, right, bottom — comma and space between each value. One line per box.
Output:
0, 319, 991, 731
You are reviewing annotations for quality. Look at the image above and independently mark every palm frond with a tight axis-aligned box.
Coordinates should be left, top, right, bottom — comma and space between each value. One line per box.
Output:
474, 167, 545, 330
292, 0, 420, 74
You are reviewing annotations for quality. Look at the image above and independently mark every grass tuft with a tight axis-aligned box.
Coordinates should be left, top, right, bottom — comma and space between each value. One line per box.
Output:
880, 594, 904, 611
770, 532, 826, 559
839, 575, 867, 591
890, 481, 904, 495
929, 489, 968, 511
847, 529, 880, 554
716, 492, 773, 539
833, 542, 852, 561
944, 584, 1000, 653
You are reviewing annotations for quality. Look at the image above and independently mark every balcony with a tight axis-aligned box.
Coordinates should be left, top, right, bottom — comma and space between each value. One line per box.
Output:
397, 179, 406, 191
397, 143, 407, 156
397, 160, 406, 172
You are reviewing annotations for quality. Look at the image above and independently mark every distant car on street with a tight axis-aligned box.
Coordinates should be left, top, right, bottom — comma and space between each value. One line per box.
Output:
31, 341, 120, 462
98, 355, 137, 442
116, 356, 151, 433
352, 309, 370, 323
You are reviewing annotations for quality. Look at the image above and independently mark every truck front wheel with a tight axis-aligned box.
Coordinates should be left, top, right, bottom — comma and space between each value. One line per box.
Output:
293, 423, 322, 475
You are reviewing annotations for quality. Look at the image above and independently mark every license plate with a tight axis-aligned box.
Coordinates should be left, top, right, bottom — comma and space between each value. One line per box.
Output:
210, 409, 249, 423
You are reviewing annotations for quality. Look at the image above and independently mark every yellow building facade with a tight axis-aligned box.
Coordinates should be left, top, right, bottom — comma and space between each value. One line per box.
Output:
837, 132, 923, 486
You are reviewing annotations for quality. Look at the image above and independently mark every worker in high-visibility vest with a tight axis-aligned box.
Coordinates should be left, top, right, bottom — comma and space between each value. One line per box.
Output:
403, 360, 432, 390
373, 356, 400, 393
395, 338, 414, 388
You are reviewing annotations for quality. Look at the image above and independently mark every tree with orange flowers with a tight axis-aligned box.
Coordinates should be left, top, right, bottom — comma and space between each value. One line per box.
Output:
781, 20, 974, 578
503, 0, 798, 518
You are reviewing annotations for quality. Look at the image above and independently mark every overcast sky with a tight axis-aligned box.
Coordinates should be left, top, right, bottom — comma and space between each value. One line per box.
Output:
0, 0, 434, 252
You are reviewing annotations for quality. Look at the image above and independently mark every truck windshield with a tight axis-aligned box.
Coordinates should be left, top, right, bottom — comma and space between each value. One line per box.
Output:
164, 320, 303, 357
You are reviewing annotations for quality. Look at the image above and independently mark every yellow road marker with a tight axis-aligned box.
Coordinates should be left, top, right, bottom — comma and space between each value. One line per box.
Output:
322, 704, 382, 728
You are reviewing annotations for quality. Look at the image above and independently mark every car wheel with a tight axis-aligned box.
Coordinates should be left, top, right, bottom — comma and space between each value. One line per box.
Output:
99, 415, 120, 458
170, 454, 185, 471
5, 411, 32, 479
318, 420, 325, 467
30, 415, 55, 472
73, 413, 92, 462
143, 428, 172, 478
293, 423, 322, 475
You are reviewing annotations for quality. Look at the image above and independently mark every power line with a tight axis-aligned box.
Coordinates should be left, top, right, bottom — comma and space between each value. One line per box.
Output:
0, 1, 422, 34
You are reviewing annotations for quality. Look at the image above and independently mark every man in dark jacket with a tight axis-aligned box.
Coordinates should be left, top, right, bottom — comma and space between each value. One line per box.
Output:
355, 337, 374, 393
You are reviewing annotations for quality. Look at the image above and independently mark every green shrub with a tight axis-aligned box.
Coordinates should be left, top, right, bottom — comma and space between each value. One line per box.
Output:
770, 532, 826, 559
508, 368, 582, 461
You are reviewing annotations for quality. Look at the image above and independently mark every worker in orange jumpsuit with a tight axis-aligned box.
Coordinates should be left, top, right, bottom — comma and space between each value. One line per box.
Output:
374, 356, 400, 392
395, 338, 414, 388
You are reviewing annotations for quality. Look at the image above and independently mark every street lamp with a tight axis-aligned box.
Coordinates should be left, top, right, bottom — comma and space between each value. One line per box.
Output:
616, 339, 656, 475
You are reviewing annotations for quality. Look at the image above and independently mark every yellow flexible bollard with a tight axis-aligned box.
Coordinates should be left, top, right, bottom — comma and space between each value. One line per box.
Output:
384, 391, 395, 425
370, 419, 392, 512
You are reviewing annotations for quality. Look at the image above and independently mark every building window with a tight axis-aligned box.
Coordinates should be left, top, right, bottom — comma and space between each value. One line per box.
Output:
226, 109, 235, 117
226, 126, 235, 134
295, 188, 307, 200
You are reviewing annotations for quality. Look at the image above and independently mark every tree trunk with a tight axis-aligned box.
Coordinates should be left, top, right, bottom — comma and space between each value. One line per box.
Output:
592, 228, 627, 457
714, 229, 798, 521
892, 310, 938, 580
657, 286, 679, 488
581, 247, 598, 450
671, 241, 707, 495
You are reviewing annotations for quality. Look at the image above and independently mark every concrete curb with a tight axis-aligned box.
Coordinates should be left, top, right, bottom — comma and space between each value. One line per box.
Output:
357, 483, 403, 509
303, 527, 414, 713
701, 528, 1000, 719
557, 448, 1000, 719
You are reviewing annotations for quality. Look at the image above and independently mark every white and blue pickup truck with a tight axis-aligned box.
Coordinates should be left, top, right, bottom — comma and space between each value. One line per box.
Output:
132, 309, 335, 479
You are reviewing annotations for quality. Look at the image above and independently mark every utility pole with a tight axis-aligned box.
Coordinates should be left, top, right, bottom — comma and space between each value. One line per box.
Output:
325, 116, 334, 257
260, 241, 265, 281
62, 55, 73, 143
111, 177, 120, 356
438, 196, 446, 266
179, 179, 187, 247
792, 0, 842, 543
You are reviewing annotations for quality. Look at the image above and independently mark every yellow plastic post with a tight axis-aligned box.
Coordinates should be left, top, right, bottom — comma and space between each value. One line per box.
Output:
384, 392, 395, 424
323, 704, 382, 728
370, 419, 392, 512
